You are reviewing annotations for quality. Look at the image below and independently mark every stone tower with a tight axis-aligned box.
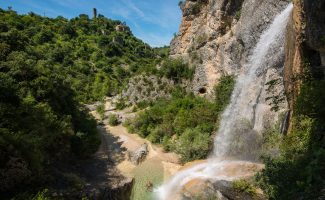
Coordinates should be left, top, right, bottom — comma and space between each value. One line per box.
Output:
93, 8, 97, 19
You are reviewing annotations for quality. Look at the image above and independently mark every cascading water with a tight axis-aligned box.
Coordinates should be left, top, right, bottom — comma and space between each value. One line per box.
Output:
213, 3, 293, 159
156, 3, 293, 199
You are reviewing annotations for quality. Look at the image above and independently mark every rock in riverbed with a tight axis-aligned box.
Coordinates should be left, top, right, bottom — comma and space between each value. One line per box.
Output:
127, 143, 148, 165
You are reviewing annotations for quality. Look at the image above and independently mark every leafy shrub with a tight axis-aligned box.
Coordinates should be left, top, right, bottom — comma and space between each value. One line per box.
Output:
159, 58, 195, 83
63, 172, 85, 190
232, 0, 244, 20
108, 114, 119, 126
196, 33, 208, 45
32, 189, 50, 200
260, 125, 282, 158
174, 127, 211, 163
190, 0, 208, 15
214, 75, 235, 111
232, 180, 257, 195
115, 99, 127, 110
235, 10, 241, 20
136, 100, 152, 109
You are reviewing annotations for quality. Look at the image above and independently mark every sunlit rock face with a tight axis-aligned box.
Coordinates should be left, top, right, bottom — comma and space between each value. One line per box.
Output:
171, 0, 289, 109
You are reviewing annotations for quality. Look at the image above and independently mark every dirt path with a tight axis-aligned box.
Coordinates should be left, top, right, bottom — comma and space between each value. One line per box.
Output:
86, 102, 183, 199
89, 109, 181, 181
104, 124, 180, 179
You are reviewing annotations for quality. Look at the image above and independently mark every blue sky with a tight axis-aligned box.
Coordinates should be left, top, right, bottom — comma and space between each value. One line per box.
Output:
0, 0, 182, 47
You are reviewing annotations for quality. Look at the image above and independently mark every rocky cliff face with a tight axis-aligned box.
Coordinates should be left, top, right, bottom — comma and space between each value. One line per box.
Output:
171, 0, 325, 130
171, 0, 289, 95
171, 0, 290, 130
284, 0, 325, 112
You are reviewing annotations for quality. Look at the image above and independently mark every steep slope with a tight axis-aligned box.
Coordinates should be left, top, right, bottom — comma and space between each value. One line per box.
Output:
0, 8, 161, 103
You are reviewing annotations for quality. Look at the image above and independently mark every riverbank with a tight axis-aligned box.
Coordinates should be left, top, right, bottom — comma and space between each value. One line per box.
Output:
89, 103, 181, 199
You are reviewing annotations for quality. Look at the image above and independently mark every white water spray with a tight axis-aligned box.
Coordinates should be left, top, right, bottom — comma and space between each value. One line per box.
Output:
156, 3, 293, 199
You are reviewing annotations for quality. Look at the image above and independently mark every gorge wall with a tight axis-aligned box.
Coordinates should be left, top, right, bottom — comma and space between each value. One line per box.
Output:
171, 0, 325, 131
171, 0, 291, 131
284, 0, 325, 113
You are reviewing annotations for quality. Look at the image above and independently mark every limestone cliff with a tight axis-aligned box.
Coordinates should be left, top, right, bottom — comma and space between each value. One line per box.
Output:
171, 0, 325, 132
171, 0, 289, 93
171, 0, 290, 130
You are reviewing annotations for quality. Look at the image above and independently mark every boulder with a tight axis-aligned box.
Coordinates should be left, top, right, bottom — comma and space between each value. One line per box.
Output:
127, 143, 148, 165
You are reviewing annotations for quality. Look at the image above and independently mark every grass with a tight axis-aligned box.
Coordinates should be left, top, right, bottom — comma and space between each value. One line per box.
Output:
108, 114, 120, 126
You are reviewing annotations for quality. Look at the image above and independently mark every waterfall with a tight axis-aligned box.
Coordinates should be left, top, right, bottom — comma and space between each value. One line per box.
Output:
156, 3, 293, 200
213, 3, 293, 159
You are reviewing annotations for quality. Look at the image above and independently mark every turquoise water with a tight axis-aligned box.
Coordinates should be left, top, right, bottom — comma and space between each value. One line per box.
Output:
131, 158, 164, 200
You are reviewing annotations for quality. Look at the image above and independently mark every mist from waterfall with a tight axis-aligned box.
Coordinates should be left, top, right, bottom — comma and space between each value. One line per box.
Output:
156, 3, 293, 200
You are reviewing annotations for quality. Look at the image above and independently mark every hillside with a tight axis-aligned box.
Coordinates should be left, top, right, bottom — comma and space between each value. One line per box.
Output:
0, 8, 165, 199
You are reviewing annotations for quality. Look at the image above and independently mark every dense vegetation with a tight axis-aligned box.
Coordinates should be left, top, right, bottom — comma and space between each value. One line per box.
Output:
257, 66, 325, 199
159, 58, 195, 83
126, 76, 235, 163
0, 8, 164, 103
0, 8, 164, 198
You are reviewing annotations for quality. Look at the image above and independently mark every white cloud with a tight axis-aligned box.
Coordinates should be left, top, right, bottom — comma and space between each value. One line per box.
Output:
135, 31, 173, 47
21, 1, 65, 17
121, 0, 145, 18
